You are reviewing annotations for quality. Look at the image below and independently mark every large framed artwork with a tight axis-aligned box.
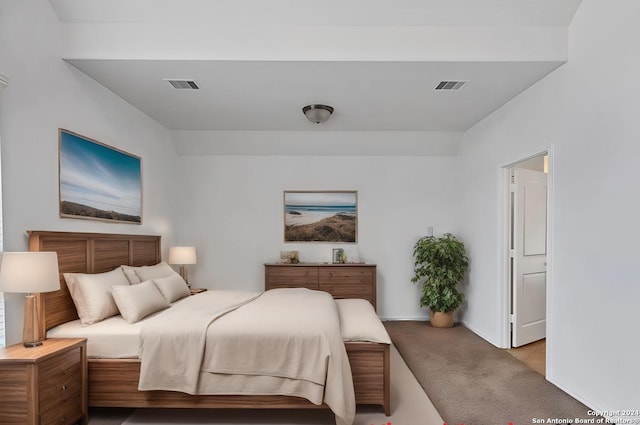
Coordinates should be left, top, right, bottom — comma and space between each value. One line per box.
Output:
59, 129, 142, 224
284, 191, 357, 242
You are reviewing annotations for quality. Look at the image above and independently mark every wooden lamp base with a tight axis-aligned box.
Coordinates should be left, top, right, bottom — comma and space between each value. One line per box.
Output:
23, 294, 43, 347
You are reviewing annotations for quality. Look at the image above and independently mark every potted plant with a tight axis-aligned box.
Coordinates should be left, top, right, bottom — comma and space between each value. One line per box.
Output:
411, 233, 469, 328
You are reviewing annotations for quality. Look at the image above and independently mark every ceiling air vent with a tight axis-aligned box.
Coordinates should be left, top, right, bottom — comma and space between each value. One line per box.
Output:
165, 79, 199, 90
435, 81, 466, 90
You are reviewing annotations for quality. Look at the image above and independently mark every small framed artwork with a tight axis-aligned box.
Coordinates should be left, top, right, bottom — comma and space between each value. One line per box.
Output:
284, 191, 357, 243
332, 248, 346, 264
59, 129, 142, 224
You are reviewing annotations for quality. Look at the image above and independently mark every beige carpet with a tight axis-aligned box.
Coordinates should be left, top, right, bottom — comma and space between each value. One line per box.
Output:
385, 321, 599, 425
89, 345, 442, 425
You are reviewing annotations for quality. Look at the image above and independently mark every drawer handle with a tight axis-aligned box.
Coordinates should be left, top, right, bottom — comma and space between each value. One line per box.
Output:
62, 384, 67, 391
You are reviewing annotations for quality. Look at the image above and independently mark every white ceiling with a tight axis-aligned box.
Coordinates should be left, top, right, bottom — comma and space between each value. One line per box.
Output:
51, 0, 582, 134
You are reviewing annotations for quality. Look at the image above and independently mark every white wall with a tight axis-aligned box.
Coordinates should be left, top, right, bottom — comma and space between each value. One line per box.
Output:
177, 154, 458, 319
0, 0, 180, 345
457, 0, 639, 414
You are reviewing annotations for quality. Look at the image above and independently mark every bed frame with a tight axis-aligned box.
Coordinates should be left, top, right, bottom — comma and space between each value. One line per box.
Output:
29, 230, 390, 416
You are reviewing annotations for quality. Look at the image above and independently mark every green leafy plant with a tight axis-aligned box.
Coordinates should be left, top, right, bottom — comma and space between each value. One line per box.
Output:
411, 233, 469, 313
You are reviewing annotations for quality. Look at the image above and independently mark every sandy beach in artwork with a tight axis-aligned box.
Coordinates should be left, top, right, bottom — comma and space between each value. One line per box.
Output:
285, 213, 356, 242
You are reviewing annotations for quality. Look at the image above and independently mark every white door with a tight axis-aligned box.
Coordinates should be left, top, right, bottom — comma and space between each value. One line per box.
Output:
511, 168, 547, 347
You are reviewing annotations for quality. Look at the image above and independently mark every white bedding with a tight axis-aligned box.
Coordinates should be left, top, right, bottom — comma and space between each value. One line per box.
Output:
47, 290, 390, 425
48, 293, 390, 358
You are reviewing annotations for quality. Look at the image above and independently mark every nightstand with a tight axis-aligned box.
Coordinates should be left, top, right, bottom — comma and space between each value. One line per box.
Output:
190, 288, 207, 295
0, 338, 88, 425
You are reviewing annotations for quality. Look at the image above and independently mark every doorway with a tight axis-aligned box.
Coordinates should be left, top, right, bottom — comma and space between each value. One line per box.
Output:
503, 152, 550, 373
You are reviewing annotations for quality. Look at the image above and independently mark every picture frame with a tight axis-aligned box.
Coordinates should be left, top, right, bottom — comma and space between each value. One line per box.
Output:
59, 129, 142, 224
332, 248, 346, 264
284, 191, 357, 243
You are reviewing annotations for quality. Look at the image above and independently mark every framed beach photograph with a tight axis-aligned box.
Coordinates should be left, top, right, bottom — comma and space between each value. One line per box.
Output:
284, 191, 357, 242
59, 129, 142, 224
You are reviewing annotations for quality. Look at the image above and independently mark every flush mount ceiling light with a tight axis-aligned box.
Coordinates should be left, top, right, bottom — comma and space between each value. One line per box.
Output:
302, 104, 334, 124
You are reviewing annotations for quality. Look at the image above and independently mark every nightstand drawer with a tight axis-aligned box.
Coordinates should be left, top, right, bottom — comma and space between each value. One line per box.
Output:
39, 389, 82, 425
39, 368, 82, 412
39, 346, 82, 383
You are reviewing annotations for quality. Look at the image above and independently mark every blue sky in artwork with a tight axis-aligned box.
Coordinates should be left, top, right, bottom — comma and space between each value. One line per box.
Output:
285, 192, 356, 207
60, 131, 141, 216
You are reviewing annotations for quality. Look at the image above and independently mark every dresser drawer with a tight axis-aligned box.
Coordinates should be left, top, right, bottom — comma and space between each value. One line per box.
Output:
318, 267, 374, 284
39, 389, 83, 425
266, 266, 318, 289
265, 263, 377, 310
318, 282, 375, 302
39, 346, 81, 383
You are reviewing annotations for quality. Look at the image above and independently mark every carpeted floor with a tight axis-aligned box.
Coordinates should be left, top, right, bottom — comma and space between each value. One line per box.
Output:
385, 321, 598, 425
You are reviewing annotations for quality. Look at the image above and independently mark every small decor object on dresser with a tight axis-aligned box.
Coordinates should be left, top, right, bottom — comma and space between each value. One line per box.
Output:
332, 248, 346, 264
279, 250, 300, 264
59, 128, 142, 224
284, 191, 357, 243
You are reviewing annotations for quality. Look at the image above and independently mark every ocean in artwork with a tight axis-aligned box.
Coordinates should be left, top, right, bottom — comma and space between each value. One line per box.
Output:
284, 192, 357, 226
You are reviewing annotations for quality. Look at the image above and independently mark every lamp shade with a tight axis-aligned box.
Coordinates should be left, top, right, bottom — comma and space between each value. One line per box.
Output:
0, 252, 60, 293
168, 246, 197, 265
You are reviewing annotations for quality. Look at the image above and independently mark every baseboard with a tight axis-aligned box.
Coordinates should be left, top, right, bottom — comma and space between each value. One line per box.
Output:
380, 315, 428, 321
460, 320, 504, 348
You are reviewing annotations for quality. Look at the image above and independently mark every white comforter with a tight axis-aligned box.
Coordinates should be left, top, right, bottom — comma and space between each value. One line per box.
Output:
138, 288, 355, 425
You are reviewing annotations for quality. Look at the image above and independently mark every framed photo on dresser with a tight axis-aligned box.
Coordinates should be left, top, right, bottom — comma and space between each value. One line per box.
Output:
59, 129, 142, 224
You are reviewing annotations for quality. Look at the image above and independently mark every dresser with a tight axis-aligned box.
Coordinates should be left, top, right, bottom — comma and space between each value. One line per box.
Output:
264, 263, 377, 310
0, 338, 88, 425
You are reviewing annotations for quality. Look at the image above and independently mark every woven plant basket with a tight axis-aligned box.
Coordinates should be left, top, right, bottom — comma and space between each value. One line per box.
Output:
429, 310, 454, 328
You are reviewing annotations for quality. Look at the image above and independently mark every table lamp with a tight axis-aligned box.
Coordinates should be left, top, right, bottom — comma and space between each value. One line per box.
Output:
0, 252, 60, 347
168, 246, 196, 287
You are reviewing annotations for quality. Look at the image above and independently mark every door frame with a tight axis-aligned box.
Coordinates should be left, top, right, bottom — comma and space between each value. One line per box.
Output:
498, 148, 554, 371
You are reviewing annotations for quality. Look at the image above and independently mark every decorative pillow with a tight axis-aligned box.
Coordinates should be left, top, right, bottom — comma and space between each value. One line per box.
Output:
133, 261, 176, 282
62, 272, 90, 322
111, 280, 169, 323
75, 267, 130, 325
153, 273, 191, 303
121, 265, 142, 284
335, 299, 391, 344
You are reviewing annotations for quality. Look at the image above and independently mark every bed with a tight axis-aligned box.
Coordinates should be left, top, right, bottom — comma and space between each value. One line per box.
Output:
28, 230, 391, 420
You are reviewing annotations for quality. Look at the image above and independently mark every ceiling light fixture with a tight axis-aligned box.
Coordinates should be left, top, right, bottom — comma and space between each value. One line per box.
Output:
302, 104, 334, 124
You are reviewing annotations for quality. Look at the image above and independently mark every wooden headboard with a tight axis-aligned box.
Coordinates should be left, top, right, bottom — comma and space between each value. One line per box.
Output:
28, 230, 161, 334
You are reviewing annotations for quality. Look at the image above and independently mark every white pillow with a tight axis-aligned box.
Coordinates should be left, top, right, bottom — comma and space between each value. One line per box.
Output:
133, 261, 176, 282
121, 265, 142, 284
63, 272, 90, 322
75, 267, 130, 325
111, 280, 169, 323
335, 299, 391, 344
153, 273, 191, 303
